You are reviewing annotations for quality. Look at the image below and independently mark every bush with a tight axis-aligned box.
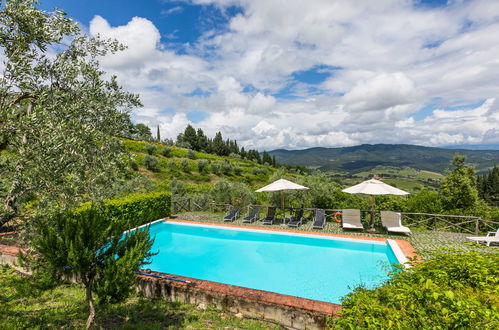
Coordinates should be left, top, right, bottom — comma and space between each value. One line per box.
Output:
221, 161, 232, 175
130, 160, 139, 171
197, 159, 208, 173
229, 153, 240, 159
331, 250, 499, 329
144, 155, 158, 172
161, 147, 171, 158
234, 166, 243, 176
212, 179, 255, 207
145, 144, 156, 155
167, 159, 177, 170
252, 167, 267, 175
181, 159, 190, 172
211, 162, 220, 175
77, 191, 172, 227
187, 150, 196, 160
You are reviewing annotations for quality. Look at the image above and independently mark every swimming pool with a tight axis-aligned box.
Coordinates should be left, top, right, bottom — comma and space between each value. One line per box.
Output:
143, 220, 403, 304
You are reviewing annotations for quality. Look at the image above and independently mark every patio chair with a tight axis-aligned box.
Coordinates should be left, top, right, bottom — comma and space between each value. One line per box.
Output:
341, 209, 363, 230
466, 228, 499, 246
287, 208, 304, 227
262, 207, 276, 225
380, 211, 411, 234
312, 209, 326, 229
242, 207, 260, 223
223, 207, 240, 222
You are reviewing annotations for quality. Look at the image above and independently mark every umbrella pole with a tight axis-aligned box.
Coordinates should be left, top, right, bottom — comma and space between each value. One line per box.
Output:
281, 192, 285, 224
370, 195, 375, 230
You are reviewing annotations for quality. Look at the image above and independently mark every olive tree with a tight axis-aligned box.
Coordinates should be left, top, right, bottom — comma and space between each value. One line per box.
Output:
0, 0, 141, 226
0, 1, 150, 328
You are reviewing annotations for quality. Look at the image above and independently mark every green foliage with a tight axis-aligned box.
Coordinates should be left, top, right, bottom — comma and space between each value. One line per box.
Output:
143, 155, 158, 172
181, 159, 190, 172
478, 165, 499, 206
197, 159, 208, 173
440, 154, 479, 212
221, 161, 232, 175
404, 188, 443, 214
211, 162, 220, 175
233, 166, 243, 176
88, 191, 171, 227
0, 0, 141, 227
187, 149, 196, 160
132, 123, 153, 142
212, 179, 255, 207
32, 205, 155, 327
145, 144, 156, 155
332, 251, 499, 329
161, 146, 171, 157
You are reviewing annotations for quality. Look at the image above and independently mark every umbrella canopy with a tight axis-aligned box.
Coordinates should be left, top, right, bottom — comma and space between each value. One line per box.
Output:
256, 179, 309, 192
341, 178, 409, 196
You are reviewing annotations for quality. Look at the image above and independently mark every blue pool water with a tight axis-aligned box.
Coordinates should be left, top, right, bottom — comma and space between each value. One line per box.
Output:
144, 221, 399, 304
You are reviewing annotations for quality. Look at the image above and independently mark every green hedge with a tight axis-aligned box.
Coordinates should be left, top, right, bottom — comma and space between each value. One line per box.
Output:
77, 191, 171, 228
330, 250, 499, 329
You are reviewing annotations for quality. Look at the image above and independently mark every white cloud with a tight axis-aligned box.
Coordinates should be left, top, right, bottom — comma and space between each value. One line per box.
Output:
85, 0, 499, 150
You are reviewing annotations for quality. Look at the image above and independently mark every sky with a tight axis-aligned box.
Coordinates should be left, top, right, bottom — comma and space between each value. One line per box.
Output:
39, 0, 499, 151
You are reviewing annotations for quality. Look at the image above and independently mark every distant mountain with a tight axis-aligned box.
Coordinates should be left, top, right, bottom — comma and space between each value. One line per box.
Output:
439, 144, 499, 151
269, 144, 499, 174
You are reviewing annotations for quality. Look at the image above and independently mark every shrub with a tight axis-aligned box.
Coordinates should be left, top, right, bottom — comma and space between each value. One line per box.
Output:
221, 161, 232, 175
77, 191, 172, 227
187, 150, 196, 160
234, 166, 243, 176
211, 162, 220, 175
161, 147, 171, 157
130, 160, 139, 171
197, 159, 208, 173
144, 155, 158, 172
181, 159, 190, 172
167, 159, 177, 170
145, 144, 156, 155
331, 250, 499, 329
229, 153, 240, 159
252, 167, 267, 175
212, 179, 256, 207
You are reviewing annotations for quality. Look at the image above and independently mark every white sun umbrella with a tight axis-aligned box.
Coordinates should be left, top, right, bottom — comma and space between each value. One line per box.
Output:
256, 179, 309, 215
342, 178, 409, 196
342, 178, 409, 229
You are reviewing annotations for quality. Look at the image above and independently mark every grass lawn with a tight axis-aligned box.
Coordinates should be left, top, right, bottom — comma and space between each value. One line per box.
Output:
0, 266, 278, 329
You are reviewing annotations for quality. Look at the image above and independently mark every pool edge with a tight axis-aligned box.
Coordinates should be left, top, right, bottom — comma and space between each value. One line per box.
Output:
165, 218, 418, 262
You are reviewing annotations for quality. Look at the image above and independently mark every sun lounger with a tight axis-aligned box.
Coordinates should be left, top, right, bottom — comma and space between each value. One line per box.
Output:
341, 209, 363, 230
223, 207, 240, 222
380, 211, 411, 234
467, 228, 499, 246
312, 209, 326, 229
262, 207, 276, 225
242, 207, 260, 223
287, 208, 304, 227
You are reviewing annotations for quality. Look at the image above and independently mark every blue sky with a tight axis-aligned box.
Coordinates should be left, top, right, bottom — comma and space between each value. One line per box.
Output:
39, 0, 499, 150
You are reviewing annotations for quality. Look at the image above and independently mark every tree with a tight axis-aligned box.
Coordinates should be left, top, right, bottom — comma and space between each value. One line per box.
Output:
0, 1, 150, 327
262, 151, 272, 165
134, 123, 153, 141
33, 206, 154, 329
439, 154, 479, 211
212, 131, 227, 156
0, 0, 142, 227
156, 124, 160, 142
196, 128, 208, 152
182, 124, 198, 150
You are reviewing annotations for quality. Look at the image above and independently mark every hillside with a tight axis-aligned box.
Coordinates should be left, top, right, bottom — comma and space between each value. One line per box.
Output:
123, 139, 289, 189
269, 144, 499, 175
